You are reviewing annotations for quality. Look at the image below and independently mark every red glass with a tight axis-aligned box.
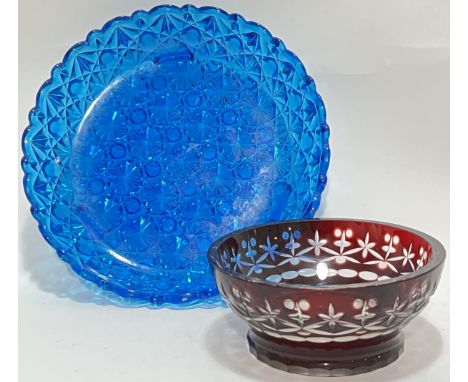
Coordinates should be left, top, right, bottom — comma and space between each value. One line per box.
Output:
208, 219, 445, 376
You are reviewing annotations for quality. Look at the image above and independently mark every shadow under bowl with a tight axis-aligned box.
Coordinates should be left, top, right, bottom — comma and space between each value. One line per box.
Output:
207, 218, 445, 376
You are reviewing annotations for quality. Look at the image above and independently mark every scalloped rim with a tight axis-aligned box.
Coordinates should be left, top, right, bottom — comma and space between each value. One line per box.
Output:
21, 4, 331, 308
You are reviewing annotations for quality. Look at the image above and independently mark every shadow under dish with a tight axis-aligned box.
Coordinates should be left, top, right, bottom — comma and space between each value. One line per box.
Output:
208, 218, 445, 376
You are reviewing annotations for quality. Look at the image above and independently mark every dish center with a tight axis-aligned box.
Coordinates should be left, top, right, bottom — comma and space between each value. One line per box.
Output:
69, 53, 288, 267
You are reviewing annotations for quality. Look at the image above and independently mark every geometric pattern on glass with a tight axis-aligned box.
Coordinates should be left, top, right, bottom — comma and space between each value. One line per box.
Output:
208, 219, 445, 375
216, 225, 432, 284
22, 5, 330, 307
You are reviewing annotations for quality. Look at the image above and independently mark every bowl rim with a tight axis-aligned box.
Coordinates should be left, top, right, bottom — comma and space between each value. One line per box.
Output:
207, 218, 446, 291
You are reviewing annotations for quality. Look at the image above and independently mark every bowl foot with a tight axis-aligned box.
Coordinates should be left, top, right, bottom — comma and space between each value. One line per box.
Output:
247, 330, 404, 376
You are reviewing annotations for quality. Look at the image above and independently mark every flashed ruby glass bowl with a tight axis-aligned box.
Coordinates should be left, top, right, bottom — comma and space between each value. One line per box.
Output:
208, 219, 445, 376
21, 5, 329, 307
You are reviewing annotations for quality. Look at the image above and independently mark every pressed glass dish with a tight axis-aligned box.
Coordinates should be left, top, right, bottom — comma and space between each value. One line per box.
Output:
21, 5, 330, 307
208, 219, 445, 376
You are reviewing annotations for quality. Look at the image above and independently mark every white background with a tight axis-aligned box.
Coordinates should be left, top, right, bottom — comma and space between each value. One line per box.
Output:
19, 1, 449, 381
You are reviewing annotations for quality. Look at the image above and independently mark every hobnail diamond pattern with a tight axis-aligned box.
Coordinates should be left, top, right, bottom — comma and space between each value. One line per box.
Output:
22, 5, 330, 307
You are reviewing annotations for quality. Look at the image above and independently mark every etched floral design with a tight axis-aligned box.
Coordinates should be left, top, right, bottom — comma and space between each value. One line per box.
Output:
353, 299, 377, 323
357, 233, 377, 259
385, 297, 410, 325
416, 248, 429, 270
226, 282, 432, 343
402, 244, 416, 271
242, 255, 276, 276
408, 280, 430, 312
230, 288, 255, 317
363, 235, 403, 273
259, 237, 280, 261
317, 303, 345, 329
231, 251, 244, 272
221, 228, 432, 283
306, 230, 327, 256
278, 234, 316, 266
284, 298, 311, 325
257, 299, 281, 325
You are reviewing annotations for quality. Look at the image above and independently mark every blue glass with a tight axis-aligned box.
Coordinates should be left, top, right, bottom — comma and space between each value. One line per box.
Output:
22, 5, 330, 307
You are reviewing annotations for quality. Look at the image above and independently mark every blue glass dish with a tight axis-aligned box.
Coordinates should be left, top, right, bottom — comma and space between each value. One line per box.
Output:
22, 4, 330, 307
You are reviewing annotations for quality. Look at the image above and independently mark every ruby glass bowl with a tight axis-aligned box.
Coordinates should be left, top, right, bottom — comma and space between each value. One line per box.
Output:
208, 219, 445, 376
